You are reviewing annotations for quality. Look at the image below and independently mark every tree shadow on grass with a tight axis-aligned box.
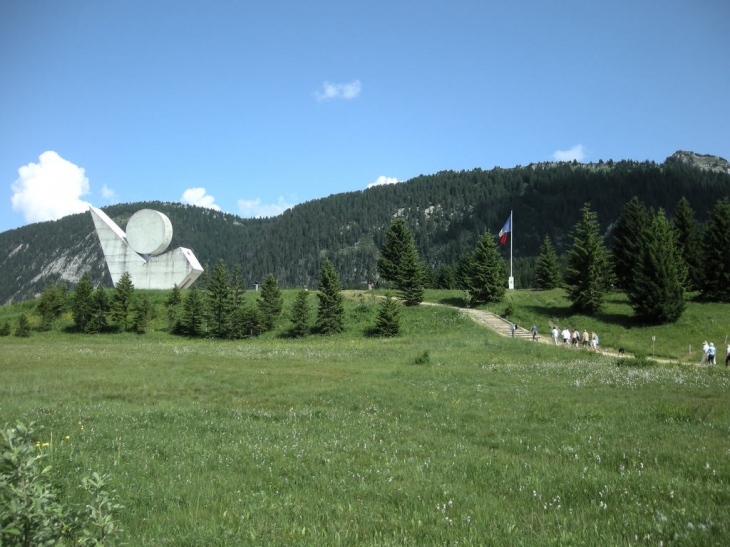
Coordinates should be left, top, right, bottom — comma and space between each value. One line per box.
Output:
524, 304, 642, 329
435, 296, 466, 307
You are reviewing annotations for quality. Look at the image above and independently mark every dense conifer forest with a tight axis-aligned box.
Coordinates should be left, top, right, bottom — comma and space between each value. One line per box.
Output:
1, 152, 729, 304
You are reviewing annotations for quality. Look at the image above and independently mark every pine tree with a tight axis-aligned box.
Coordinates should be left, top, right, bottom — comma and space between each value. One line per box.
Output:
535, 235, 562, 290
434, 265, 457, 289
257, 273, 284, 331
36, 281, 67, 331
565, 204, 612, 315
398, 246, 425, 306
288, 288, 311, 338
377, 218, 425, 305
628, 209, 687, 323
72, 272, 95, 332
377, 219, 410, 285
132, 294, 152, 333
464, 231, 507, 306
0, 321, 11, 336
86, 287, 110, 334
15, 314, 31, 337
699, 198, 730, 302
181, 285, 205, 336
206, 259, 232, 338
230, 264, 245, 310
316, 259, 344, 334
672, 197, 702, 291
611, 197, 649, 291
110, 271, 135, 331
164, 284, 182, 332
373, 293, 400, 337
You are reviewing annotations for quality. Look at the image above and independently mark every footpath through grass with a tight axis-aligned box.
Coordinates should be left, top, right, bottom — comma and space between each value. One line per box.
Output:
1, 293, 730, 545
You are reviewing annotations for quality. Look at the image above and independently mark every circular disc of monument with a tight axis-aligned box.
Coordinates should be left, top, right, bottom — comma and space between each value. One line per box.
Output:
126, 209, 173, 256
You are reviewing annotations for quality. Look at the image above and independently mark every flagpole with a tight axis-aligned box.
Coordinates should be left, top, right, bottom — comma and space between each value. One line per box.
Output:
509, 210, 514, 290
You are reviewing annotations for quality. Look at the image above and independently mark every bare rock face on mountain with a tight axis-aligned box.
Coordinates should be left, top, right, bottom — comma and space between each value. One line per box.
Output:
665, 150, 730, 175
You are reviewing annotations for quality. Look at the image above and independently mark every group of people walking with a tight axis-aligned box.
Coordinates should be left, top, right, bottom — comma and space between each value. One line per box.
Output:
701, 340, 730, 366
549, 326, 599, 351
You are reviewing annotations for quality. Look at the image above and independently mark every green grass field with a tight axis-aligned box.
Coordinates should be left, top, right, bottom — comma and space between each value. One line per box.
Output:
1, 290, 729, 545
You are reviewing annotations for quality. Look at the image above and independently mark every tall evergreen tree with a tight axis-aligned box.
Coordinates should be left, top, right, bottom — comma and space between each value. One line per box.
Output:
288, 288, 311, 338
181, 285, 205, 336
86, 287, 110, 334
257, 273, 284, 331
164, 284, 182, 332
0, 321, 11, 336
206, 259, 232, 338
699, 197, 730, 302
565, 204, 612, 315
36, 281, 67, 331
230, 264, 245, 310
132, 294, 153, 333
463, 231, 507, 306
434, 265, 457, 290
377, 218, 425, 305
72, 272, 94, 332
611, 197, 649, 291
14, 314, 31, 337
628, 209, 687, 323
672, 197, 702, 291
110, 271, 135, 331
534, 235, 562, 290
316, 259, 344, 334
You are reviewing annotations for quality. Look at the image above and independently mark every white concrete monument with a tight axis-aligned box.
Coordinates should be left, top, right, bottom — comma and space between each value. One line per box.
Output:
89, 206, 203, 289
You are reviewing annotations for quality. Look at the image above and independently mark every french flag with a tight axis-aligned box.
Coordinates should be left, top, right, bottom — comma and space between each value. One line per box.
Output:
498, 215, 511, 245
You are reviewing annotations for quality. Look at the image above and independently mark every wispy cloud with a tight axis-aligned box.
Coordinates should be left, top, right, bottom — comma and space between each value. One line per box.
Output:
315, 79, 362, 101
552, 144, 587, 162
180, 187, 221, 211
237, 196, 295, 218
367, 176, 399, 189
100, 184, 118, 202
11, 151, 91, 224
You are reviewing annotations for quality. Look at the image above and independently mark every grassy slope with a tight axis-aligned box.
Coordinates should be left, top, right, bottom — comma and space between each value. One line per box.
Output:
1, 291, 729, 545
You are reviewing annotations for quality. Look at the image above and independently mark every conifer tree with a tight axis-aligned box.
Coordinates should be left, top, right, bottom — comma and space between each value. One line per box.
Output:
565, 204, 612, 314
36, 281, 67, 331
86, 287, 110, 334
377, 219, 425, 304
181, 285, 205, 336
257, 273, 283, 331
230, 264, 245, 310
611, 197, 649, 291
206, 259, 232, 338
628, 209, 687, 323
132, 294, 152, 333
15, 314, 31, 337
289, 288, 311, 338
316, 259, 344, 334
110, 271, 135, 331
0, 321, 11, 336
373, 293, 400, 337
535, 235, 562, 290
72, 272, 95, 332
164, 284, 182, 332
434, 265, 457, 289
699, 198, 730, 302
463, 231, 507, 306
672, 197, 702, 291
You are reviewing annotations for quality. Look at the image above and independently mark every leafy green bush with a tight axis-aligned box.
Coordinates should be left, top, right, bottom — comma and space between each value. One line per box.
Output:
0, 422, 124, 546
413, 349, 430, 365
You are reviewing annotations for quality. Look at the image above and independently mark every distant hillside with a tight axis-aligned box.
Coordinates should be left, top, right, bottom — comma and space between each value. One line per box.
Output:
1, 151, 729, 303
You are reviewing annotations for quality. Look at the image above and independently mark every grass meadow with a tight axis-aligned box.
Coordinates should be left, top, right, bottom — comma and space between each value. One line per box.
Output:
1, 290, 729, 545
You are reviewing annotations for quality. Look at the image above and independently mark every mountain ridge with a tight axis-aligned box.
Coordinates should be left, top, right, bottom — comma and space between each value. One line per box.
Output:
1, 151, 728, 304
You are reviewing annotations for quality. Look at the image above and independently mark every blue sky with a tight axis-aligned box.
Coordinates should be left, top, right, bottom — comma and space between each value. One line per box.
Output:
1, 0, 728, 233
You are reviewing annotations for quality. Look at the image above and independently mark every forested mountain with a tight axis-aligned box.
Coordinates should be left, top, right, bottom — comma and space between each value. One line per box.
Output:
1, 151, 728, 303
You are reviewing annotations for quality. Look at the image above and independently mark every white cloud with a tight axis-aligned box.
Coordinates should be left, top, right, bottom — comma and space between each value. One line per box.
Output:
367, 175, 400, 189
11, 151, 91, 224
180, 187, 221, 211
315, 80, 362, 101
237, 196, 295, 218
100, 184, 118, 202
552, 144, 587, 162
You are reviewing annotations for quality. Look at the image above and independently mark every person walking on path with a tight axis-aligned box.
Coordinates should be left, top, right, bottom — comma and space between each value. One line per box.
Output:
590, 332, 599, 351
552, 326, 559, 346
510, 322, 516, 338
700, 341, 709, 365
531, 324, 538, 341
708, 343, 716, 366
725, 343, 730, 366
582, 329, 590, 348
562, 327, 571, 345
